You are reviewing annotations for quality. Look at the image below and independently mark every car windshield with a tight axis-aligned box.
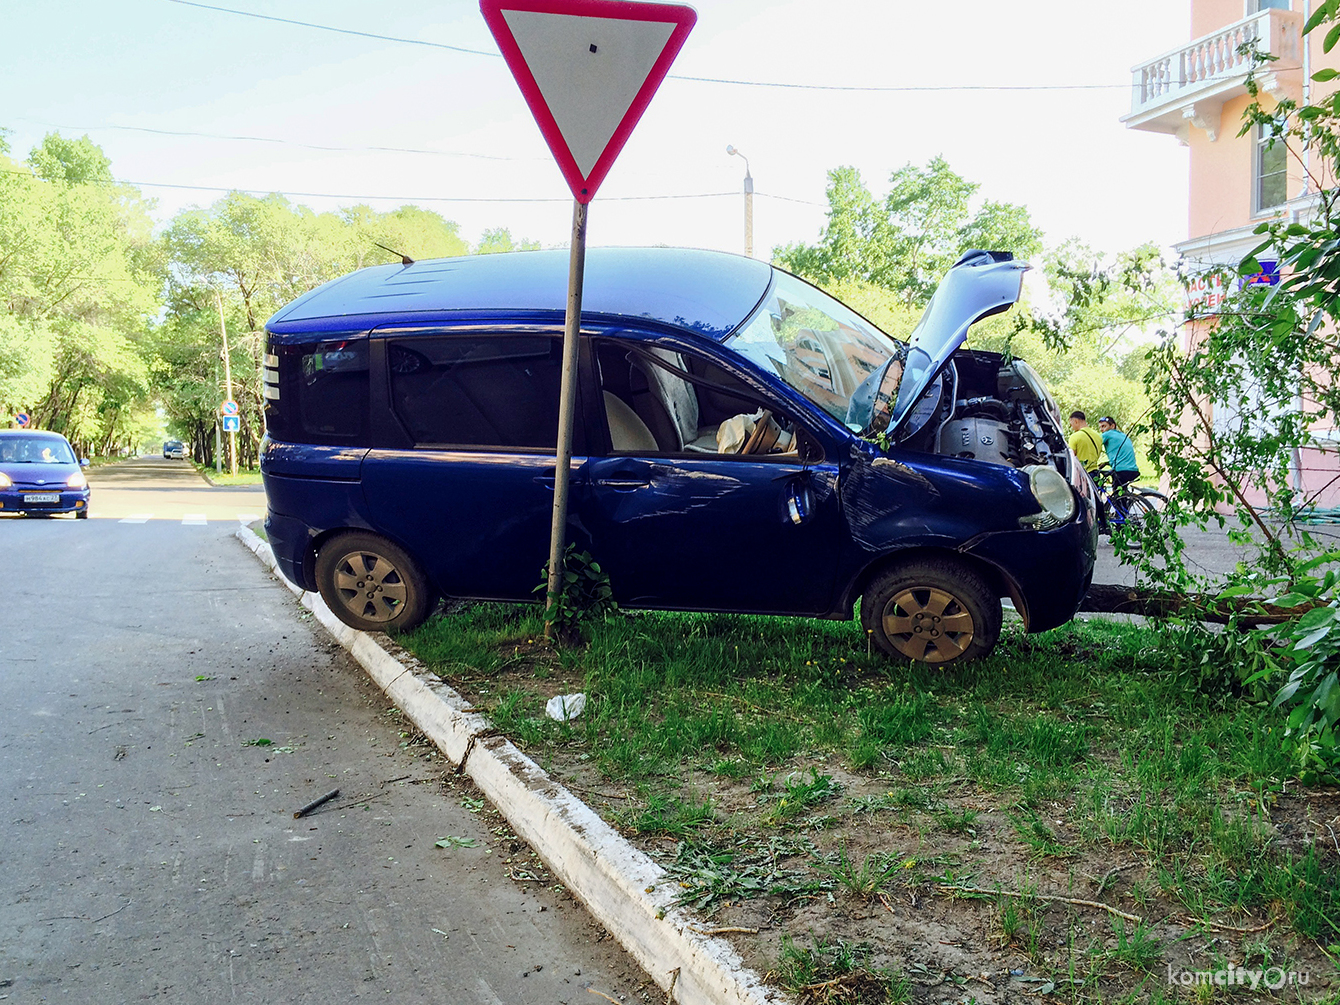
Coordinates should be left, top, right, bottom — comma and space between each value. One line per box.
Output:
728, 272, 902, 425
0, 436, 75, 464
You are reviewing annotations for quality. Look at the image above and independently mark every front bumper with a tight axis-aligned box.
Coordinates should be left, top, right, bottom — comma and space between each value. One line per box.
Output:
0, 489, 90, 515
963, 508, 1097, 634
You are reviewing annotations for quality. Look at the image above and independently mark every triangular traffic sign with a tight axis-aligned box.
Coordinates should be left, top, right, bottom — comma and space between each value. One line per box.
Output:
481, 0, 696, 203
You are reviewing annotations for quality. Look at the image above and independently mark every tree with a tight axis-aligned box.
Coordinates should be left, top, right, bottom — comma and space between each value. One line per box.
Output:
475, 227, 540, 255
0, 131, 160, 455
774, 158, 1044, 306
154, 195, 479, 464
1130, 3, 1340, 780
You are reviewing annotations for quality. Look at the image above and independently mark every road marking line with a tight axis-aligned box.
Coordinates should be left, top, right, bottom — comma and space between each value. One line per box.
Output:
119, 514, 153, 524
182, 514, 207, 526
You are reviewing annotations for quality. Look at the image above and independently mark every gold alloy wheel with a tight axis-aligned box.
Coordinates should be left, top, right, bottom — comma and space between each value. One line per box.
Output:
331, 550, 408, 624
881, 586, 976, 663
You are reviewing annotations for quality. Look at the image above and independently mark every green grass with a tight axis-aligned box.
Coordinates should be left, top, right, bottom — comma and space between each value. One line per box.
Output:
196, 463, 263, 485
776, 935, 910, 1004
398, 602, 1340, 957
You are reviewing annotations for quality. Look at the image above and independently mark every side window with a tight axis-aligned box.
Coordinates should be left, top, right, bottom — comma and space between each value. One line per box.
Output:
593, 340, 816, 459
387, 334, 562, 449
265, 338, 370, 446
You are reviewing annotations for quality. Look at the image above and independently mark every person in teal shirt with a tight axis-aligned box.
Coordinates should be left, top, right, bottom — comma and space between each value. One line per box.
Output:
1098, 416, 1139, 490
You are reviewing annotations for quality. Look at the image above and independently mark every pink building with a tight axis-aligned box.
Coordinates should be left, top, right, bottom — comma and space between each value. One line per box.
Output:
1124, 0, 1340, 506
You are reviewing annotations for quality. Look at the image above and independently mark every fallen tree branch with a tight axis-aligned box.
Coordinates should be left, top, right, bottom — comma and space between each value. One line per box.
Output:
1079, 583, 1325, 626
939, 884, 1143, 924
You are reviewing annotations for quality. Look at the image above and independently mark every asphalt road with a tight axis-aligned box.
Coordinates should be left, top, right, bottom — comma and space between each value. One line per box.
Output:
1091, 513, 1340, 587
0, 457, 650, 1004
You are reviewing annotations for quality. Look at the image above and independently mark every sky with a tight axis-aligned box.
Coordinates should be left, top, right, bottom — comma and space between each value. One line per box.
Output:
1, 0, 1192, 262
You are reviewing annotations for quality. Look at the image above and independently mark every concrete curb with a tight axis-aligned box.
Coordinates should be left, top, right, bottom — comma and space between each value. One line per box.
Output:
234, 527, 784, 1005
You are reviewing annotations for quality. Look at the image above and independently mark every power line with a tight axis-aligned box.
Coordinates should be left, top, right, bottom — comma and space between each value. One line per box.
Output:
0, 167, 737, 203
167, 0, 1136, 93
166, 0, 496, 57
13, 118, 545, 162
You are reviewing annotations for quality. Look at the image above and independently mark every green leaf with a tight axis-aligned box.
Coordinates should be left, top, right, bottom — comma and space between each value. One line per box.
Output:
1305, 3, 1332, 34
1311, 67, 1339, 82
1272, 592, 1313, 608
1296, 606, 1338, 630
1295, 625, 1334, 650
434, 836, 478, 849
1324, 20, 1340, 53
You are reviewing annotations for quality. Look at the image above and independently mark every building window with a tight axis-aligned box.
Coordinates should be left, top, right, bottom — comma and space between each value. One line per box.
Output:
1247, 0, 1291, 12
1255, 125, 1287, 213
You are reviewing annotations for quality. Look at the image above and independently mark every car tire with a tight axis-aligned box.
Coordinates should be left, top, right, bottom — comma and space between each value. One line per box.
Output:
861, 558, 1001, 665
75, 509, 88, 519
315, 532, 434, 634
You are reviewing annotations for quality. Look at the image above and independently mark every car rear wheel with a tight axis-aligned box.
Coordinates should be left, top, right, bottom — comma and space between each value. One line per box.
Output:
861, 558, 1001, 665
315, 532, 434, 634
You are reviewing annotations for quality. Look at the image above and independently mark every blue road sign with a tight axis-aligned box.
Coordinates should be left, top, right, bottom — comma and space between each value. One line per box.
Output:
222, 415, 241, 432
14, 412, 30, 427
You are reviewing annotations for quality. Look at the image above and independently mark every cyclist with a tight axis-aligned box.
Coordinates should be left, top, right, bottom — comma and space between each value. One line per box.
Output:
1067, 410, 1105, 473
1098, 416, 1140, 492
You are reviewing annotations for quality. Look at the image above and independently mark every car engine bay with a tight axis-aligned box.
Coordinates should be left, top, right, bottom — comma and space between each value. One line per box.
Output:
896, 349, 1073, 474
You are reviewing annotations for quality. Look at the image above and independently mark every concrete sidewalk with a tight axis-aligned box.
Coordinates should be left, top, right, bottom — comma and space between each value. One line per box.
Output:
235, 526, 785, 1005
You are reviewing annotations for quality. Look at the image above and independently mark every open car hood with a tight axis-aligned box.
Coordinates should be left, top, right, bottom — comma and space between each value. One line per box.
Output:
888, 250, 1029, 435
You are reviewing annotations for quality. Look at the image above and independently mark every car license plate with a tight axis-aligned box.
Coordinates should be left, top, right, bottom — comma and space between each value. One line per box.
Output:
23, 493, 59, 503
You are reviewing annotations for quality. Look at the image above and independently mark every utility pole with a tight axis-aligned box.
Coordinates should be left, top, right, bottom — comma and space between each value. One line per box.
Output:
216, 289, 237, 477
727, 145, 753, 258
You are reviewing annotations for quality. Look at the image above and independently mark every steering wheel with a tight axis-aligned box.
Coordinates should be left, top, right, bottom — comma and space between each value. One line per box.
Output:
741, 410, 775, 455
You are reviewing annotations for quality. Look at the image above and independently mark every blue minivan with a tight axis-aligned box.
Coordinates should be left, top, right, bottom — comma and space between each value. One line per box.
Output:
261, 247, 1096, 664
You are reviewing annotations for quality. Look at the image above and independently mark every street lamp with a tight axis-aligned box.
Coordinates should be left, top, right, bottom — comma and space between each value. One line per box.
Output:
726, 144, 753, 258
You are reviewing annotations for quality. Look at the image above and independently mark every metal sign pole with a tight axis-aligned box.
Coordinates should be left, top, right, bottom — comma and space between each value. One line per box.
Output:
216, 290, 238, 477
543, 199, 588, 639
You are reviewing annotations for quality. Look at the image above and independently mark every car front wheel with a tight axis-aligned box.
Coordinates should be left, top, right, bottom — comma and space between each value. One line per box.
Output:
315, 532, 433, 634
861, 558, 1001, 665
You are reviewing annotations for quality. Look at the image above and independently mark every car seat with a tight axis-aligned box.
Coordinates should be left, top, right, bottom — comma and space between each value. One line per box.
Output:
603, 392, 658, 452
628, 349, 720, 453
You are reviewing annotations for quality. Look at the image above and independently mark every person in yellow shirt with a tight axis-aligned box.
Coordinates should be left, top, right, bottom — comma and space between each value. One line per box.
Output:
1067, 410, 1105, 472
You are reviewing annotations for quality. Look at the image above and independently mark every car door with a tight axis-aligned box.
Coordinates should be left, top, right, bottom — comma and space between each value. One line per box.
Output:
360, 330, 585, 602
580, 336, 843, 615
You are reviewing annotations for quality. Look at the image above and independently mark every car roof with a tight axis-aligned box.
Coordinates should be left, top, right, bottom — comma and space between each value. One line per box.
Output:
265, 247, 774, 342
0, 429, 69, 440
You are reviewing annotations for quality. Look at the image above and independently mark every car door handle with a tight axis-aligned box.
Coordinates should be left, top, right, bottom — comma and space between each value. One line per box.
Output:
534, 472, 586, 488
594, 477, 650, 491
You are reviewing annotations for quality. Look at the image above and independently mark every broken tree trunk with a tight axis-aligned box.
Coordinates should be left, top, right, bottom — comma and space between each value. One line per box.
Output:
1078, 583, 1324, 625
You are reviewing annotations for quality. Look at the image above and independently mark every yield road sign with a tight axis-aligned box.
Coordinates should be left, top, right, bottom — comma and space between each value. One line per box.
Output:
14, 412, 30, 428
221, 415, 241, 433
480, 0, 696, 203
221, 399, 239, 416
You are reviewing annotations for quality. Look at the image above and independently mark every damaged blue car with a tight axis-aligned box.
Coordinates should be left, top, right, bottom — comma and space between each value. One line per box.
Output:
260, 247, 1096, 664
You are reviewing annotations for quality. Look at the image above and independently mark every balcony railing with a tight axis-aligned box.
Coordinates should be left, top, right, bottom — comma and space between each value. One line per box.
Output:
1124, 8, 1302, 138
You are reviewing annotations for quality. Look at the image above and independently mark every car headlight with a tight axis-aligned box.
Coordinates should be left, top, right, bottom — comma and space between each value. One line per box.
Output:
0, 472, 11, 488
66, 472, 87, 489
1019, 464, 1076, 530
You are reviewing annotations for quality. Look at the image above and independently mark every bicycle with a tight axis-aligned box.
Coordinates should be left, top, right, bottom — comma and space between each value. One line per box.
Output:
1088, 465, 1165, 538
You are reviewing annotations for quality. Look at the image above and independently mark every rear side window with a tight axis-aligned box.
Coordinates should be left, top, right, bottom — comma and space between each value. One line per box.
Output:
265, 338, 370, 446
386, 335, 561, 449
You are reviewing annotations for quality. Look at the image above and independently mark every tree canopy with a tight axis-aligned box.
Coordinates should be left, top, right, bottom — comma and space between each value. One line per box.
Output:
774, 157, 1172, 433
774, 157, 1045, 307
0, 129, 515, 462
